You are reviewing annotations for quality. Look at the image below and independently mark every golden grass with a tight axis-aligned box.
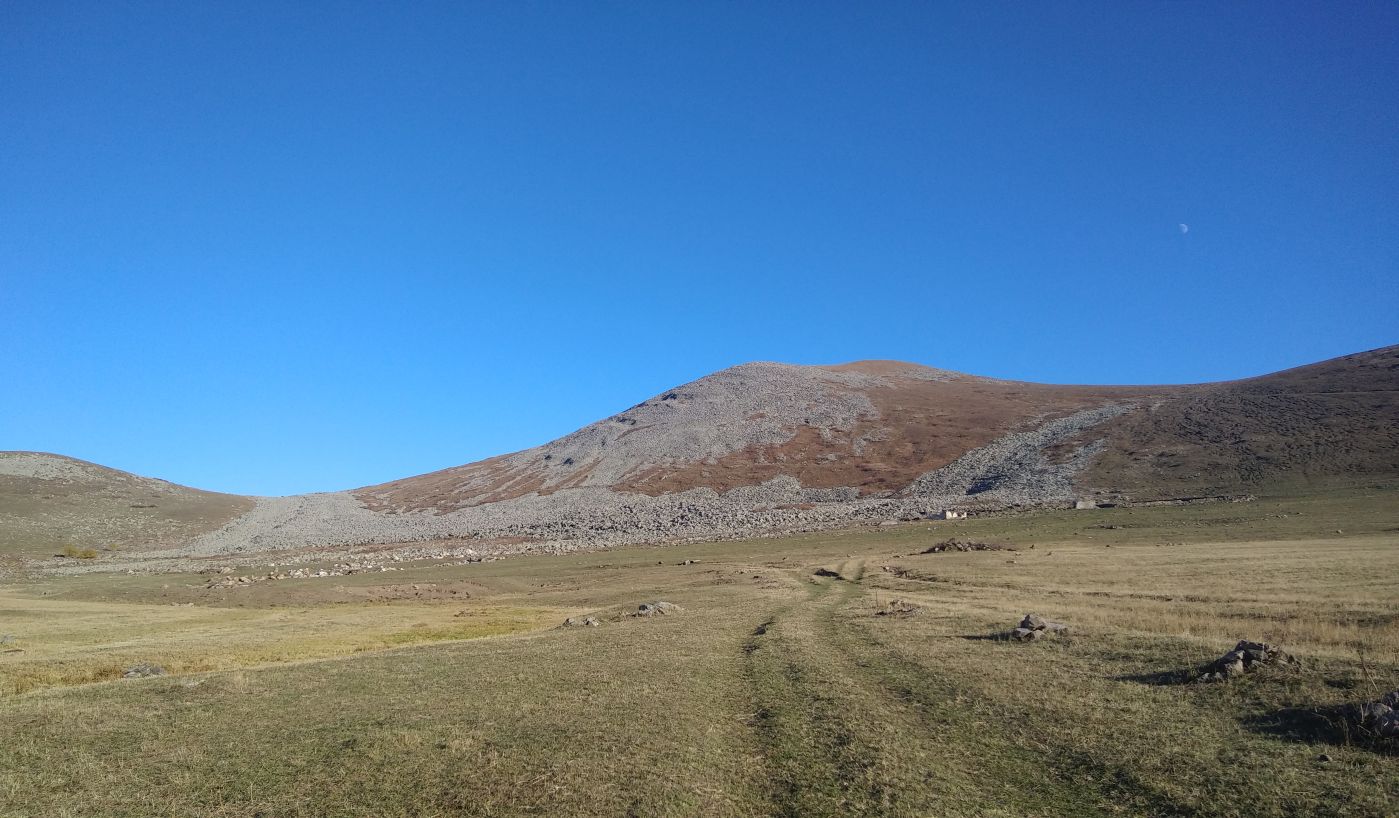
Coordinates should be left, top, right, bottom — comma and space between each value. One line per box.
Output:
0, 488, 1394, 816
872, 536, 1399, 659
0, 592, 561, 695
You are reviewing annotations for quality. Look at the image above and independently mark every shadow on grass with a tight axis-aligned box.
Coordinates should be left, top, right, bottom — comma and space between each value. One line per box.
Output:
1113, 668, 1195, 686
1242, 706, 1397, 756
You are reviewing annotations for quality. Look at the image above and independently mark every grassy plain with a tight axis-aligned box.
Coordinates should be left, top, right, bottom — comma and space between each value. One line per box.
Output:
1, 486, 1396, 817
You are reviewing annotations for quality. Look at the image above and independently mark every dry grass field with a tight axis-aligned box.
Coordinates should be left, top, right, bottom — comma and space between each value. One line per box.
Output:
1, 486, 1395, 817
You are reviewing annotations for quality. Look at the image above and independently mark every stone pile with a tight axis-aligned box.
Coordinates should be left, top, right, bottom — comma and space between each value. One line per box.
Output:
1009, 613, 1070, 641
1348, 690, 1399, 739
203, 561, 408, 588
875, 599, 920, 617
122, 663, 166, 678
919, 539, 1011, 554
1196, 640, 1297, 683
562, 616, 600, 628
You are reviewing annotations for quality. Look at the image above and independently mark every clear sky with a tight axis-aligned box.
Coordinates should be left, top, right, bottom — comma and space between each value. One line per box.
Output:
3, 2, 1397, 496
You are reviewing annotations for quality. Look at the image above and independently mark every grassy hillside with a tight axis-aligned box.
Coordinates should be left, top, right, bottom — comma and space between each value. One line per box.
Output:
1, 486, 1395, 816
0, 452, 251, 562
1079, 345, 1399, 496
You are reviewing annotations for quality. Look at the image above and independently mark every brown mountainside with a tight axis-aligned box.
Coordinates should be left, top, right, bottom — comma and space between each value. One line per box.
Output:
357, 345, 1399, 513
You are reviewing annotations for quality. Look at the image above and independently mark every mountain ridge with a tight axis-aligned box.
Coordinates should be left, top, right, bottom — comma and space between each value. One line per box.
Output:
4, 344, 1395, 562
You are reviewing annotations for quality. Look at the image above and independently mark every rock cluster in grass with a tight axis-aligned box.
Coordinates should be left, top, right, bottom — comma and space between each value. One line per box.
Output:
633, 601, 681, 617
1349, 690, 1399, 739
1195, 640, 1297, 683
875, 598, 920, 617
562, 616, 600, 628
1009, 613, 1070, 641
919, 538, 1012, 554
122, 663, 166, 678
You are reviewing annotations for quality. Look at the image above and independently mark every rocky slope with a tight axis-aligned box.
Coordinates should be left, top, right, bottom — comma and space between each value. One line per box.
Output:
355, 361, 1160, 512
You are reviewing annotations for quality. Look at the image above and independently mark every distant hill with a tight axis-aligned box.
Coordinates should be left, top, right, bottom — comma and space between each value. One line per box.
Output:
1079, 345, 1399, 495
0, 452, 251, 559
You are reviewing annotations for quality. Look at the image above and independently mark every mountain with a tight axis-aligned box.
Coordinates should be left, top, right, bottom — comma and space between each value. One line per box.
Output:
0, 452, 252, 559
358, 345, 1399, 516
5, 345, 1396, 561
355, 361, 1159, 512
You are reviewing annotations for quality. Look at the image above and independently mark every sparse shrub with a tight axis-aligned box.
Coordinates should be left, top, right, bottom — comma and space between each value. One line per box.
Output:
60, 545, 98, 559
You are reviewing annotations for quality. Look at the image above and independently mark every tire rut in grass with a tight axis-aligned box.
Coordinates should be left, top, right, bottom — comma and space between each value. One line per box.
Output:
822, 597, 1202, 818
738, 585, 940, 817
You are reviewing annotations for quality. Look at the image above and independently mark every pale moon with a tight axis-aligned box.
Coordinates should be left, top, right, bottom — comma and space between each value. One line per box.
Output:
1179, 223, 1190, 234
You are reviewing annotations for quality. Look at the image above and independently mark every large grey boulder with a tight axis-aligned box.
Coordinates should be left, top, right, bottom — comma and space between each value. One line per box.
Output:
635, 601, 681, 617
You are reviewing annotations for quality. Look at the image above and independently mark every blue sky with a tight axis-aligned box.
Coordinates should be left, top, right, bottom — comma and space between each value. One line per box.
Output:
2, 1, 1396, 495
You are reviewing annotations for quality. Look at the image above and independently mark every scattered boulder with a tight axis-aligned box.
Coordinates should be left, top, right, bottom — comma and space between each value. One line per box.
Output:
875, 599, 920, 617
634, 601, 681, 617
562, 616, 600, 628
920, 539, 1012, 554
1196, 640, 1297, 683
1007, 613, 1070, 641
122, 663, 166, 679
812, 568, 843, 579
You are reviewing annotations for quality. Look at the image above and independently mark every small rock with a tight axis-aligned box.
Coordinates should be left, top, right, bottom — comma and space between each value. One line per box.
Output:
123, 663, 166, 679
